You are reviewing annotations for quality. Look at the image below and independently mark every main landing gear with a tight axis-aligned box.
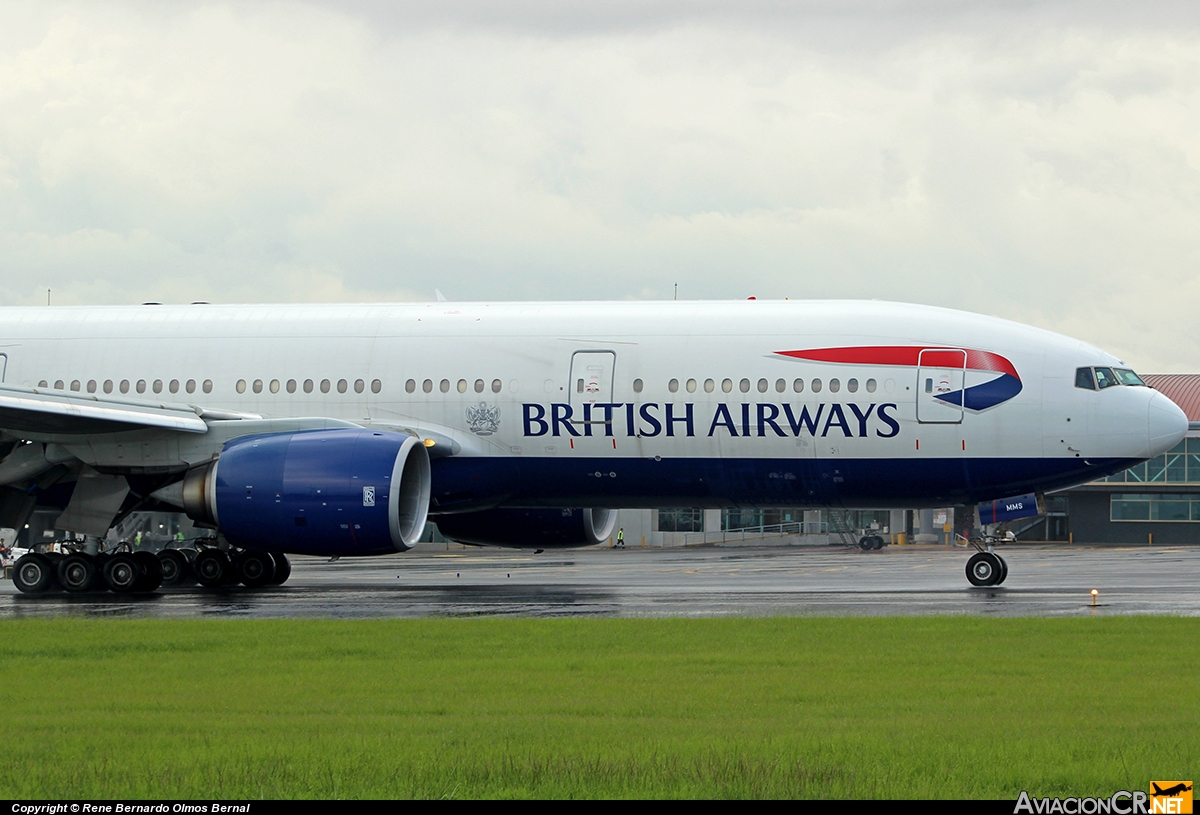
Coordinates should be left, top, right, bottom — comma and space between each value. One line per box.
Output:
11, 545, 291, 595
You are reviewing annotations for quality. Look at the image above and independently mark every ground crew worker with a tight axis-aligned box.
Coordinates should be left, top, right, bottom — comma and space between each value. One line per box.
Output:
616, 528, 625, 548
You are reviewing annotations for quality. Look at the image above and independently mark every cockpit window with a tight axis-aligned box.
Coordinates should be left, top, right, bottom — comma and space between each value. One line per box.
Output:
1094, 367, 1119, 389
1115, 369, 1146, 386
1075, 367, 1096, 390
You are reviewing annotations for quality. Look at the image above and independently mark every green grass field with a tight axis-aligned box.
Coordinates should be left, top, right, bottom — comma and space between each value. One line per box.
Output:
0, 617, 1195, 799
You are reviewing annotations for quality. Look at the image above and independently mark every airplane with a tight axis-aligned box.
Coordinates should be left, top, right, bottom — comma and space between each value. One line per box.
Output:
1152, 784, 1192, 798
0, 298, 1187, 595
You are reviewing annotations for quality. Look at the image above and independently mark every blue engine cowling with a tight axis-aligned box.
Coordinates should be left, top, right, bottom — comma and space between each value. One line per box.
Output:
434, 507, 617, 548
183, 428, 431, 556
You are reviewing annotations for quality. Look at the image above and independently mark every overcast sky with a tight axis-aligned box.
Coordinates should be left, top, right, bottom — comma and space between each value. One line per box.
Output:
1, 1, 1199, 370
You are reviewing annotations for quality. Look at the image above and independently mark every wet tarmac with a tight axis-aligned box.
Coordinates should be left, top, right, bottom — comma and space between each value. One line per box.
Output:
2, 543, 1198, 619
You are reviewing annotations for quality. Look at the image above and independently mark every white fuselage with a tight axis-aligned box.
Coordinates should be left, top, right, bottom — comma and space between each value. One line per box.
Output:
0, 299, 1186, 511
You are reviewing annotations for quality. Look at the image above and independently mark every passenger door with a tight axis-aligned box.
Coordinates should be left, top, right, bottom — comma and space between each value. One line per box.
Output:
917, 348, 965, 424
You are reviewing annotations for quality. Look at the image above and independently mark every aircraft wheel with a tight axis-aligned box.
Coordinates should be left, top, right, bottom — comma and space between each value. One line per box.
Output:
58, 553, 100, 593
871, 535, 885, 550
858, 536, 873, 551
13, 553, 56, 594
996, 555, 1009, 585
235, 551, 276, 588
966, 552, 1002, 587
268, 553, 291, 586
104, 554, 141, 594
158, 550, 195, 587
193, 549, 232, 588
132, 552, 163, 592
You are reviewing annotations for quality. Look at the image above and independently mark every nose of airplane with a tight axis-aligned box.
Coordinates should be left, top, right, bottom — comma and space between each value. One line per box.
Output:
1148, 390, 1189, 456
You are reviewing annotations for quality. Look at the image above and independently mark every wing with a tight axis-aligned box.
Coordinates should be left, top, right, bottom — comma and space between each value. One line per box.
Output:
0, 384, 258, 436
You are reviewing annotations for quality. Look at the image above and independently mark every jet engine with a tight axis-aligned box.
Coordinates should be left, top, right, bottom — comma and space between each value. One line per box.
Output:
434, 507, 617, 548
180, 428, 430, 556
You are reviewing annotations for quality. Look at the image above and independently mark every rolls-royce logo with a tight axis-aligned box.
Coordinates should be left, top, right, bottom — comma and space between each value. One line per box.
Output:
363, 486, 375, 507
466, 402, 501, 435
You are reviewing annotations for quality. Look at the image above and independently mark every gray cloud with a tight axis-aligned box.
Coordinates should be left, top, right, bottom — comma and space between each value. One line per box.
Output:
1, 1, 1199, 370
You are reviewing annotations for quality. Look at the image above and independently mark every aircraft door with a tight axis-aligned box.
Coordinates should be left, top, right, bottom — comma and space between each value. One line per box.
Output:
917, 348, 965, 424
569, 351, 616, 412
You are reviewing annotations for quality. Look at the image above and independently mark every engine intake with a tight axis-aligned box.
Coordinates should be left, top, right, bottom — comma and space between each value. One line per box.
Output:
184, 428, 430, 556
435, 507, 617, 549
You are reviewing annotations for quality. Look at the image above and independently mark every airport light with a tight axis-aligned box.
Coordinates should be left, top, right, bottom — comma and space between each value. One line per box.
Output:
1091, 589, 1098, 606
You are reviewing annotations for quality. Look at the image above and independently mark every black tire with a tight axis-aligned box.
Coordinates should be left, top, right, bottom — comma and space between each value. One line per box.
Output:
268, 552, 291, 585
996, 555, 1009, 585
234, 551, 276, 588
104, 554, 141, 593
966, 552, 1002, 587
13, 553, 56, 594
871, 535, 885, 550
58, 553, 100, 593
158, 550, 195, 587
132, 551, 163, 592
193, 549, 232, 588
858, 536, 872, 551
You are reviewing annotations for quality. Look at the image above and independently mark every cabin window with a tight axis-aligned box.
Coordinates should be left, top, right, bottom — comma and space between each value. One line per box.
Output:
1075, 368, 1096, 390
252, 380, 263, 394
775, 378, 786, 393
286, 379, 297, 394
269, 380, 280, 394
474, 379, 484, 393
422, 379, 432, 393
406, 379, 416, 393
305, 379, 316, 394
459, 379, 469, 394
866, 379, 877, 393
847, 378, 859, 393
322, 379, 333, 394
170, 380, 180, 394
355, 379, 365, 394
71, 380, 81, 392
337, 379, 348, 394
721, 379, 732, 393
686, 379, 697, 393
811, 379, 822, 393
829, 378, 841, 393
153, 380, 163, 394
236, 380, 246, 394
38, 380, 47, 388
203, 380, 213, 394
739, 379, 750, 393
438, 379, 449, 393
186, 380, 196, 394
757, 378, 768, 393
137, 380, 146, 394
54, 380, 64, 390
633, 379, 643, 393
793, 378, 804, 393
103, 380, 113, 394
490, 379, 500, 394
87, 380, 97, 393
704, 379, 715, 393
373, 379, 383, 394
668, 379, 679, 393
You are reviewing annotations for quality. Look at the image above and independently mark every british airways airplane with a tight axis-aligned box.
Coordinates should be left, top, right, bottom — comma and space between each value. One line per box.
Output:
0, 299, 1187, 595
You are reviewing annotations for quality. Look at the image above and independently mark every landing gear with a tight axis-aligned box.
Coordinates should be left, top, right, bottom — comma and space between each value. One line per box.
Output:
193, 549, 234, 588
58, 553, 101, 593
857, 535, 886, 551
268, 553, 291, 586
13, 554, 57, 594
103, 554, 141, 593
234, 551, 276, 588
965, 551, 1008, 587
157, 549, 195, 587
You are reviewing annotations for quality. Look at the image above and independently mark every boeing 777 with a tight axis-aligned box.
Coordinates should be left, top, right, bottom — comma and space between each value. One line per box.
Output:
0, 299, 1187, 594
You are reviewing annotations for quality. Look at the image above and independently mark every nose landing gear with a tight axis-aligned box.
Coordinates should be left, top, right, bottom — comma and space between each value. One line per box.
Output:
966, 551, 1008, 587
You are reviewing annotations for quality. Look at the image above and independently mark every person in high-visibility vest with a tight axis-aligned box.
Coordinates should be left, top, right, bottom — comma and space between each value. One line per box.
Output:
616, 528, 625, 548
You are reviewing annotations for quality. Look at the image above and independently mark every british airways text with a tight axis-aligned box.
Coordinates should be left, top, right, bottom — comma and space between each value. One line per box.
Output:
522, 403, 901, 438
